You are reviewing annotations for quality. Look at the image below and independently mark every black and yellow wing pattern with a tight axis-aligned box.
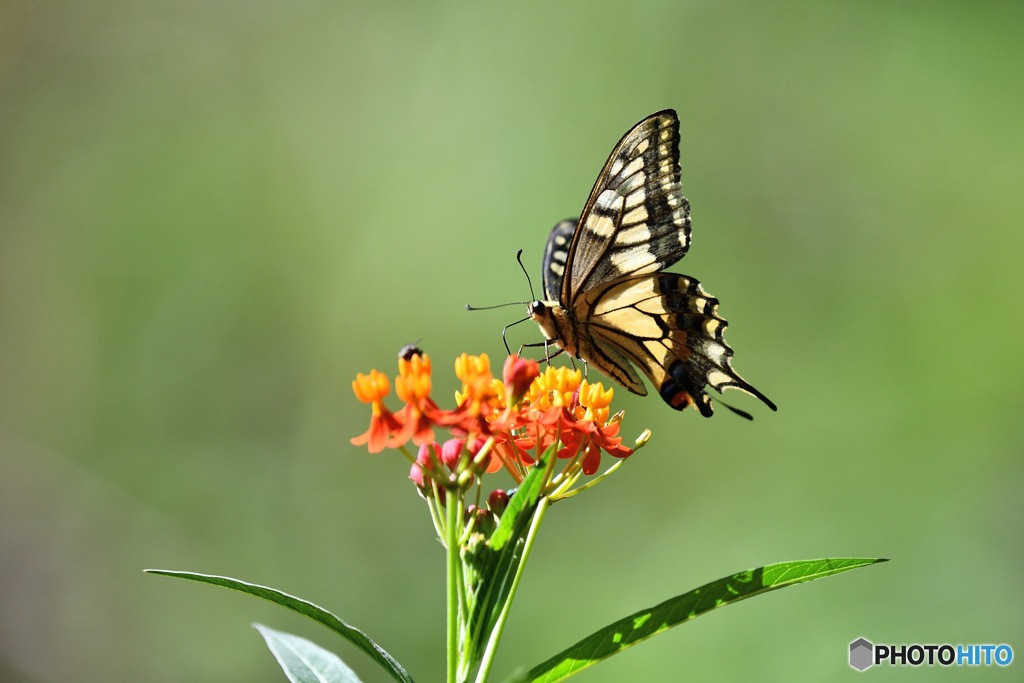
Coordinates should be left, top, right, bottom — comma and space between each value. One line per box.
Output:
529, 109, 775, 417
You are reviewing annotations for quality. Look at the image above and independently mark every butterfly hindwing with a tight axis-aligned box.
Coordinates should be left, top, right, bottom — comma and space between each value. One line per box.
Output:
578, 273, 775, 416
564, 109, 692, 304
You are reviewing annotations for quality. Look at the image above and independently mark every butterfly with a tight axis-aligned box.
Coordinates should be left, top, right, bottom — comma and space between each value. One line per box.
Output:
528, 109, 776, 417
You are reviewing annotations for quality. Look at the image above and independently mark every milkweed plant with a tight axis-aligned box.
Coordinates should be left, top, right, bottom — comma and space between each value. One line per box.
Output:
148, 350, 885, 682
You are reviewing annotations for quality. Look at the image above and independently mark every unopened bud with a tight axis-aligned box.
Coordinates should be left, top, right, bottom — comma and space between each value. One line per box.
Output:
471, 505, 497, 537
503, 354, 540, 404
410, 442, 440, 490
487, 488, 510, 516
440, 438, 465, 469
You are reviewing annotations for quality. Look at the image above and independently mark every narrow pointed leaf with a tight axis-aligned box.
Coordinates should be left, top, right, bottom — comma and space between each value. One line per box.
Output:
145, 569, 413, 683
460, 446, 554, 677
254, 623, 362, 683
489, 444, 552, 551
509, 558, 888, 683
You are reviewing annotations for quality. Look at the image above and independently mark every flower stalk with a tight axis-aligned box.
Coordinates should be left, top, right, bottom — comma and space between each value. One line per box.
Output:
446, 487, 461, 683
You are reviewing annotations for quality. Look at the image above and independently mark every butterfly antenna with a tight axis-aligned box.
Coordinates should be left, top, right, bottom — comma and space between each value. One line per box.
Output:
465, 249, 538, 311
465, 301, 528, 311
502, 315, 531, 355
516, 249, 537, 301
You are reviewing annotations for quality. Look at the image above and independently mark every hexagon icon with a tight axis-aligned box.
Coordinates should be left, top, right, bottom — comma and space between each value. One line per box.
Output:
849, 638, 873, 671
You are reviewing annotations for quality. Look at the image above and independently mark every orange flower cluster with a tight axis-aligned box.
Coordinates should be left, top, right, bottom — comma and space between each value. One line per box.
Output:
351, 352, 633, 483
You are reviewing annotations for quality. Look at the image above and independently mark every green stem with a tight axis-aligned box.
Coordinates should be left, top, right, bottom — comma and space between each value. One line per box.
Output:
556, 458, 624, 499
426, 493, 444, 540
397, 443, 418, 465
446, 491, 462, 683
473, 495, 551, 683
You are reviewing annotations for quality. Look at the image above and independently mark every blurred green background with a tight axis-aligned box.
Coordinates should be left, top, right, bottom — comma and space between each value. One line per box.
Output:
2, 1, 1022, 681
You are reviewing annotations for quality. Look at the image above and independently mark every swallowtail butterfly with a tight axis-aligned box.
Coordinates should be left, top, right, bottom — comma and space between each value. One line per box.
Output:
529, 109, 775, 417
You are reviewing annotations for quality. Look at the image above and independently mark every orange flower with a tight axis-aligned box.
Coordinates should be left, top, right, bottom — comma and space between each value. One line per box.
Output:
579, 380, 614, 424
352, 351, 636, 490
446, 353, 504, 436
554, 381, 632, 475
351, 369, 402, 453
523, 365, 582, 413
390, 353, 445, 447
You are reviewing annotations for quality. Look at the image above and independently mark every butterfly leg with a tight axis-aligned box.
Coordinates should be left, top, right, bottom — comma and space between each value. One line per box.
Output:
516, 340, 563, 365
544, 341, 564, 364
517, 340, 548, 353
537, 339, 565, 364
501, 314, 533, 356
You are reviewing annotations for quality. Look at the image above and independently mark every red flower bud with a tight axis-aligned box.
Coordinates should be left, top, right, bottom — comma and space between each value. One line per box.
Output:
503, 354, 540, 404
487, 488, 509, 516
440, 438, 465, 469
410, 442, 440, 489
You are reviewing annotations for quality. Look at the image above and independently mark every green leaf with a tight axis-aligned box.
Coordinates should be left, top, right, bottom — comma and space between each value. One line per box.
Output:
466, 444, 552, 632
460, 446, 554, 678
145, 569, 414, 683
508, 557, 888, 683
488, 446, 550, 551
254, 623, 362, 683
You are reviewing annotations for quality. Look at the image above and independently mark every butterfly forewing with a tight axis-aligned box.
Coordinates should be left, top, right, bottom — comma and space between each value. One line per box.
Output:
564, 109, 692, 305
541, 219, 577, 302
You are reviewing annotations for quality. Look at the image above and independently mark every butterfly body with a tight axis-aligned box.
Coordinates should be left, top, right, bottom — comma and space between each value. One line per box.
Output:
529, 110, 775, 417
